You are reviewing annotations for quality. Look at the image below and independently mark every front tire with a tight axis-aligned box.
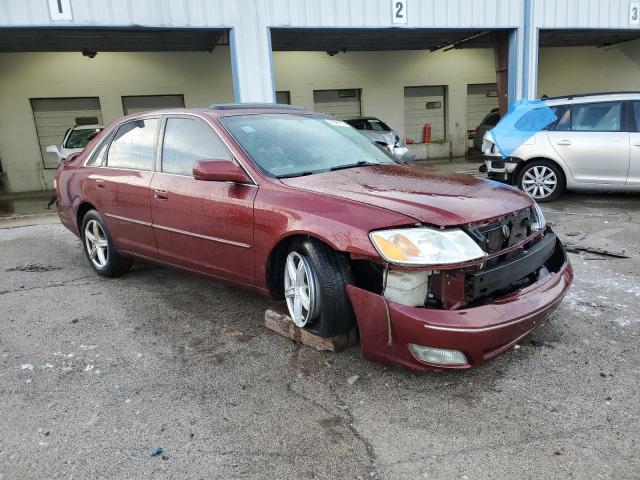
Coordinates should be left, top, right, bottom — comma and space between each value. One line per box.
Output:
516, 160, 565, 202
283, 238, 355, 337
81, 209, 132, 277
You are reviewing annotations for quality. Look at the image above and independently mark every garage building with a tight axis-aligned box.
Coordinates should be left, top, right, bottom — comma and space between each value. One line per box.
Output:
0, 0, 638, 194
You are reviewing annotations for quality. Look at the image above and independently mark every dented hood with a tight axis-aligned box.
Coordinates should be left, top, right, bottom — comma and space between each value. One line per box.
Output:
279, 164, 533, 226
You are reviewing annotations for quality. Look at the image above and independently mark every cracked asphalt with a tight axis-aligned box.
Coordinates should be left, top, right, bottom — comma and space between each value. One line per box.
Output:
1, 163, 640, 479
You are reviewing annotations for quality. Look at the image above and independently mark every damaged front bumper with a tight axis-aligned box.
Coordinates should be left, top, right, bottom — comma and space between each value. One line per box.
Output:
482, 155, 521, 183
346, 236, 573, 371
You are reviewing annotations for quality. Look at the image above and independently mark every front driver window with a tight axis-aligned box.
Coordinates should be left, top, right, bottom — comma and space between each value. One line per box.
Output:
161, 118, 232, 176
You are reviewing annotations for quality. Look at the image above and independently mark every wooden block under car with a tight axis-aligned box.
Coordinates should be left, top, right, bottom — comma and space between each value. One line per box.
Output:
264, 305, 358, 352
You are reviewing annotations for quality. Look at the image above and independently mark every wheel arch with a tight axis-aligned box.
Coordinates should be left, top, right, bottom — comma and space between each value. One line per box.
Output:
265, 232, 343, 299
76, 202, 97, 233
513, 156, 569, 186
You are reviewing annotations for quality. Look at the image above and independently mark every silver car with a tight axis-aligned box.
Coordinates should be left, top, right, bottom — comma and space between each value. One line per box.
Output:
345, 116, 415, 163
482, 92, 640, 201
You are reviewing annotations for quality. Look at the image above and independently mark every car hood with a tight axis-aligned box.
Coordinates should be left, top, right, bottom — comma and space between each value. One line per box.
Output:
280, 164, 533, 226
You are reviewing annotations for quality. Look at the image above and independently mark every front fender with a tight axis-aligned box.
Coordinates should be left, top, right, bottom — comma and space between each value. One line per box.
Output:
253, 185, 414, 292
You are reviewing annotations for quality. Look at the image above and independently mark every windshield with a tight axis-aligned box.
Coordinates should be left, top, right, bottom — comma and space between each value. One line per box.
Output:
366, 119, 391, 131
220, 114, 396, 178
64, 128, 102, 149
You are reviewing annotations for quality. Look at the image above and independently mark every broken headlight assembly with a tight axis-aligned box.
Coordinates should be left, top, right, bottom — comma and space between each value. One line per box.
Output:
369, 227, 486, 266
531, 202, 546, 232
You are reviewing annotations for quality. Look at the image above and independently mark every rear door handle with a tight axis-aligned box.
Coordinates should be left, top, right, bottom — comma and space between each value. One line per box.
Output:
154, 189, 168, 200
633, 142, 640, 147
95, 180, 105, 189
556, 140, 572, 146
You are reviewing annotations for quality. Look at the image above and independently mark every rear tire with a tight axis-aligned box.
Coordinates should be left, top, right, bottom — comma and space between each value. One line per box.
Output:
283, 238, 355, 337
80, 209, 133, 277
516, 160, 565, 202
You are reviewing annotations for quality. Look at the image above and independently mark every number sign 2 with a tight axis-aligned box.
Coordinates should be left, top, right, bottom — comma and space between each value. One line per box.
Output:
392, 0, 407, 24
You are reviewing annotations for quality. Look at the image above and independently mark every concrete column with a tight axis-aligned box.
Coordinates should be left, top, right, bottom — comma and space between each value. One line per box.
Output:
521, 0, 539, 99
229, 22, 275, 103
508, 28, 519, 104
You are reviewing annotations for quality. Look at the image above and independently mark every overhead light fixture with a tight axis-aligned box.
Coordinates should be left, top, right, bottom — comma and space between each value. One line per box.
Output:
82, 50, 97, 58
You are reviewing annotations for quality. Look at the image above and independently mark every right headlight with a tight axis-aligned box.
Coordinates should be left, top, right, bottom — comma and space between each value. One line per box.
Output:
369, 227, 486, 266
531, 202, 546, 231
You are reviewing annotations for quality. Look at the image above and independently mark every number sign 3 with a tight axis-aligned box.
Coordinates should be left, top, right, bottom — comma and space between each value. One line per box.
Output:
631, 3, 640, 25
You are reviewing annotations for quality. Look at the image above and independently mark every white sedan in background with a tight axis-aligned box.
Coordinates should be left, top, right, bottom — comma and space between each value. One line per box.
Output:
47, 124, 103, 161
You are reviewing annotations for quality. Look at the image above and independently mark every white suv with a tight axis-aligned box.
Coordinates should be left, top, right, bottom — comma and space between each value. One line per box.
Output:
482, 92, 640, 201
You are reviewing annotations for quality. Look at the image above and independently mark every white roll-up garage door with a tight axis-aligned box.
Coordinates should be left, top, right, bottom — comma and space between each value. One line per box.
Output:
122, 94, 185, 115
313, 89, 361, 120
466, 83, 499, 132
404, 86, 446, 143
30, 97, 103, 169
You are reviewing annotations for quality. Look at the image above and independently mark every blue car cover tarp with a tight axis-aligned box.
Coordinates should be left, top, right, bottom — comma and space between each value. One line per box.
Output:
488, 99, 557, 158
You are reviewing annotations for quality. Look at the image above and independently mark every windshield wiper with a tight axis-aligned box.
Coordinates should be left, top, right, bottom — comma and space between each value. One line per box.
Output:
329, 161, 376, 172
277, 171, 315, 179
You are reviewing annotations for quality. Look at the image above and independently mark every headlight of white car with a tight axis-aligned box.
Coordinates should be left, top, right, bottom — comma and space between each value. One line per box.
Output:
369, 228, 486, 266
531, 202, 546, 231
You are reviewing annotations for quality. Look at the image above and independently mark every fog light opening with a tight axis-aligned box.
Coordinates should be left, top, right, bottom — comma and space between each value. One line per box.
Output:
409, 344, 468, 366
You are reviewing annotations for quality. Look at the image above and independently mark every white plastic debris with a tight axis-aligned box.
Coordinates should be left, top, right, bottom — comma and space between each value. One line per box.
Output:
21, 364, 34, 370
84, 364, 94, 372
347, 375, 359, 385
514, 344, 521, 351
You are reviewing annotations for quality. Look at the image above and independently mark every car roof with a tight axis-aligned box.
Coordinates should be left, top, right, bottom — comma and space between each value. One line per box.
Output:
116, 105, 317, 121
344, 116, 381, 121
72, 124, 103, 130
543, 91, 640, 106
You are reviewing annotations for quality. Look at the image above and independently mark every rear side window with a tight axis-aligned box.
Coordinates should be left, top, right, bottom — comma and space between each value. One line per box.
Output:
345, 119, 365, 130
560, 102, 622, 132
107, 119, 158, 170
632, 102, 640, 132
161, 118, 231, 176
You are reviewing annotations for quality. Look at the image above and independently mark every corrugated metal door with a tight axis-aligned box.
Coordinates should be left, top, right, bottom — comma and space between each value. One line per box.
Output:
30, 97, 103, 169
122, 94, 185, 115
313, 89, 361, 120
467, 83, 498, 131
404, 86, 446, 143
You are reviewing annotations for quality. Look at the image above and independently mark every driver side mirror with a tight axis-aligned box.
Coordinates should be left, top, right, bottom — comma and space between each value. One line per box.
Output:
193, 159, 252, 184
46, 144, 61, 157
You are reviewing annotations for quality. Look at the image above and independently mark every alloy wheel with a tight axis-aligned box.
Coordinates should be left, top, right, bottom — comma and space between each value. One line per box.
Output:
84, 219, 109, 268
521, 165, 557, 200
284, 251, 317, 327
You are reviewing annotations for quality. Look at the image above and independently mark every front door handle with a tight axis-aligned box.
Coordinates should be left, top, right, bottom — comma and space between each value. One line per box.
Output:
154, 189, 168, 200
633, 142, 640, 147
95, 180, 105, 189
556, 140, 572, 146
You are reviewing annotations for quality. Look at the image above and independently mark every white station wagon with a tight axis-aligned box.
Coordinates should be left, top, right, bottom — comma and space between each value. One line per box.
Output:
482, 92, 640, 201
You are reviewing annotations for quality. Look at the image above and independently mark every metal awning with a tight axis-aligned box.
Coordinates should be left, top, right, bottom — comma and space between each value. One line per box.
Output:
270, 28, 497, 51
0, 27, 228, 52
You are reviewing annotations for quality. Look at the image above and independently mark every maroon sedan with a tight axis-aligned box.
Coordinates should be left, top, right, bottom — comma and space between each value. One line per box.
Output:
55, 104, 572, 371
